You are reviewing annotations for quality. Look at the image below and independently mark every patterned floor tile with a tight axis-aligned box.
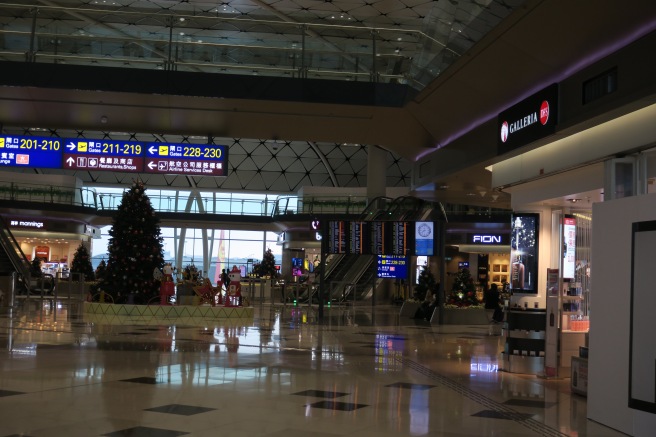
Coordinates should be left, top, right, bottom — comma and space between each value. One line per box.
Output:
144, 404, 216, 416
120, 377, 160, 385
471, 410, 535, 420
292, 390, 349, 398
102, 426, 188, 436
306, 401, 368, 411
385, 382, 436, 390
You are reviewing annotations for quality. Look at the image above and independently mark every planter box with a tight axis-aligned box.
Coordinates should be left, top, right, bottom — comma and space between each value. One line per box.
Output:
440, 308, 489, 325
399, 301, 421, 318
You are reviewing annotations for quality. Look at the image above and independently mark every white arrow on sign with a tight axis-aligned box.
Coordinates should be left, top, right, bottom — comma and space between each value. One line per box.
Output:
147, 161, 157, 170
148, 146, 157, 154
67, 142, 76, 151
66, 157, 75, 166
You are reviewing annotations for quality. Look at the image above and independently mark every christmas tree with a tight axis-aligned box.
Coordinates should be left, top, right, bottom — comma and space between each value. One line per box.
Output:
258, 248, 277, 278
95, 259, 107, 281
446, 268, 480, 307
414, 264, 436, 301
100, 180, 165, 303
71, 243, 95, 281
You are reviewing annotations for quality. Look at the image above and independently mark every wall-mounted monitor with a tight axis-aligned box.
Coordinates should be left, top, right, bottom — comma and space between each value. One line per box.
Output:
510, 213, 539, 294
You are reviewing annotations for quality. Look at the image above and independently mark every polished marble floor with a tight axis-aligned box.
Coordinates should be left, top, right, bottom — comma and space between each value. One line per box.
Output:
0, 300, 623, 437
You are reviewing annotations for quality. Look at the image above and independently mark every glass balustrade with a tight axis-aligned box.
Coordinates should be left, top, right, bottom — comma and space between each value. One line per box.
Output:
0, 2, 480, 90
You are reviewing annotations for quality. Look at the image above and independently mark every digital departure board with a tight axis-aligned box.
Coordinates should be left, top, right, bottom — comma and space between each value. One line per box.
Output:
370, 221, 387, 255
63, 138, 144, 172
327, 221, 347, 254
0, 135, 63, 169
145, 143, 227, 176
377, 255, 408, 279
391, 221, 409, 255
349, 221, 369, 255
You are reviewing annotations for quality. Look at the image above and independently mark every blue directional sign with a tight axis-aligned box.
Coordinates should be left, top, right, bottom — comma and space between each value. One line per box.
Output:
62, 138, 144, 173
377, 255, 408, 279
144, 142, 228, 176
0, 135, 64, 168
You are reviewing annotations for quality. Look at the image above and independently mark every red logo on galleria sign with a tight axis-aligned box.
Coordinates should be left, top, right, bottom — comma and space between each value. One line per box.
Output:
540, 100, 550, 125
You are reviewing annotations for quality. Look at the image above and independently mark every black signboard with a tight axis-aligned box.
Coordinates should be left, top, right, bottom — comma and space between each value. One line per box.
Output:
466, 233, 510, 245
498, 83, 558, 154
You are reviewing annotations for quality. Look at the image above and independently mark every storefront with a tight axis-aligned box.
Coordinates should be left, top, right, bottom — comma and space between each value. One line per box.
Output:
5, 215, 98, 277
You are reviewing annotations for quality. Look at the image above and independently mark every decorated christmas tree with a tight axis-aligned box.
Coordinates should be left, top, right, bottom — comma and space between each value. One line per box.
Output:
446, 268, 480, 307
100, 180, 165, 303
95, 259, 107, 281
414, 264, 436, 301
71, 243, 95, 281
255, 248, 277, 278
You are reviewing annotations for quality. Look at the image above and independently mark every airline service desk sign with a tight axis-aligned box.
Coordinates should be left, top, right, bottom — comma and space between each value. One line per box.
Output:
145, 143, 228, 176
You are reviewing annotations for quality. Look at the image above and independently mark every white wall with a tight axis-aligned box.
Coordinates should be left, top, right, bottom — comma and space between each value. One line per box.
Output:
589, 193, 656, 435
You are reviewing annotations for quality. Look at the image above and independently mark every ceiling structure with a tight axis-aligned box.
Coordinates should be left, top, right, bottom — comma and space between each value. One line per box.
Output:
0, 0, 655, 209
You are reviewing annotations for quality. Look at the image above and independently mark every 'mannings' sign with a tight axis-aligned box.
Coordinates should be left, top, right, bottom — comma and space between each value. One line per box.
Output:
498, 83, 558, 154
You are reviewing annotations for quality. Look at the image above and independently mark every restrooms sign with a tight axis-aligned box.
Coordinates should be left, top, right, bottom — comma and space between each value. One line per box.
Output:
498, 83, 558, 154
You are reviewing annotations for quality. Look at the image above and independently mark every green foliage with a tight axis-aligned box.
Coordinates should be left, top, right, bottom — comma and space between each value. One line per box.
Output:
71, 243, 95, 280
100, 180, 164, 303
446, 268, 480, 307
414, 264, 436, 301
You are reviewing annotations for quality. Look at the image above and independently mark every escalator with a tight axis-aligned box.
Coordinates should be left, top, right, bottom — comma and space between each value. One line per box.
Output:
0, 217, 33, 296
337, 196, 447, 303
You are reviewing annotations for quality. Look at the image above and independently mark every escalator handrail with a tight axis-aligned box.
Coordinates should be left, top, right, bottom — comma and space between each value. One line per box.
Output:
0, 216, 32, 281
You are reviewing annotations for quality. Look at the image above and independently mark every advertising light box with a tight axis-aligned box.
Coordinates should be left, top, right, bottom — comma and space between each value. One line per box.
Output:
63, 138, 144, 172
376, 255, 408, 279
0, 135, 63, 169
145, 142, 227, 176
510, 213, 540, 294
562, 215, 577, 279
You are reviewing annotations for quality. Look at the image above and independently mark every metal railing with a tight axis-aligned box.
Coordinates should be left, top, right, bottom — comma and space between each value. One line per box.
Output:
0, 2, 469, 90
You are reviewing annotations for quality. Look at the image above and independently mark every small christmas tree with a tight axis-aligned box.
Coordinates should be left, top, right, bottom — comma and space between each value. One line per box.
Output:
259, 248, 277, 278
71, 243, 95, 281
95, 259, 107, 281
100, 180, 165, 303
414, 264, 436, 301
446, 268, 480, 307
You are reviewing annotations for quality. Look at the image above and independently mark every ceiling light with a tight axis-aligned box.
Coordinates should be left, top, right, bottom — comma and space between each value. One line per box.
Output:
567, 198, 581, 203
